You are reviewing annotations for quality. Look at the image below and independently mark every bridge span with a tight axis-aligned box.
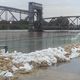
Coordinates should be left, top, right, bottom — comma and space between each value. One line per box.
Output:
0, 2, 43, 32
0, 2, 80, 31
44, 15, 80, 29
0, 6, 29, 14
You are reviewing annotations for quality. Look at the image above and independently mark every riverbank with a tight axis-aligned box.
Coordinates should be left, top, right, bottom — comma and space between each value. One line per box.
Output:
0, 43, 80, 80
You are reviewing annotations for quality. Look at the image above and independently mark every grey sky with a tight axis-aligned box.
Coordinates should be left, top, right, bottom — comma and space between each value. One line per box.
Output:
0, 0, 80, 17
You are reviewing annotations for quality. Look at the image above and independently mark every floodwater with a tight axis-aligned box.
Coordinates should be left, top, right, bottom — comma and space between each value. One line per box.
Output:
0, 30, 80, 80
17, 58, 80, 80
0, 30, 79, 52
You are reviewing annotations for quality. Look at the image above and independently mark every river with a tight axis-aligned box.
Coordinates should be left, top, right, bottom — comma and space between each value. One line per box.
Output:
0, 30, 80, 80
0, 30, 79, 53
17, 58, 80, 80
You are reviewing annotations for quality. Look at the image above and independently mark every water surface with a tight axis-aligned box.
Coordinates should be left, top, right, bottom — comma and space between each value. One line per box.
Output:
18, 58, 80, 80
0, 30, 80, 80
0, 30, 79, 52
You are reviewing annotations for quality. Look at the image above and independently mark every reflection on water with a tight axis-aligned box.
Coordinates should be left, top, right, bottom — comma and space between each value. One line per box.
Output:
27, 32, 43, 52
0, 30, 79, 52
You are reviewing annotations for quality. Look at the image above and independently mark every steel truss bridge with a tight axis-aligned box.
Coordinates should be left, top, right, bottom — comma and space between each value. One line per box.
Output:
44, 16, 80, 27
0, 2, 80, 31
0, 2, 43, 31
0, 5, 33, 21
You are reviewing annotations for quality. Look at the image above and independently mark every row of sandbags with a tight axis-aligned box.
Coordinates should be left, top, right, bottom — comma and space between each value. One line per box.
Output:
0, 46, 80, 78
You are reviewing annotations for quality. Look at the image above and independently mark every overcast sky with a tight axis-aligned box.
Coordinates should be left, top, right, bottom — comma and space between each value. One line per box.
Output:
0, 0, 80, 18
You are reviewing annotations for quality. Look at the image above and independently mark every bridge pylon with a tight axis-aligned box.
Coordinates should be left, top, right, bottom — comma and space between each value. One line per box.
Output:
28, 2, 43, 32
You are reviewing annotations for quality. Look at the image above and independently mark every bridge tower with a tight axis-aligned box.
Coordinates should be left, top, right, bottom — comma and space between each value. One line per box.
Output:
28, 2, 43, 32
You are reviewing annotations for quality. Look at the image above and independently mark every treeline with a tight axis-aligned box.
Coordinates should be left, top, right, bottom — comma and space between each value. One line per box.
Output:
0, 17, 80, 30
0, 20, 29, 30
42, 17, 80, 30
